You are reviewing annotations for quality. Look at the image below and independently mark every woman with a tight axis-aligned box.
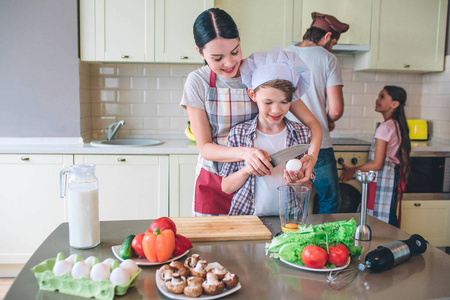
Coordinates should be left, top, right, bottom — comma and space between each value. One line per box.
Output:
180, 8, 322, 216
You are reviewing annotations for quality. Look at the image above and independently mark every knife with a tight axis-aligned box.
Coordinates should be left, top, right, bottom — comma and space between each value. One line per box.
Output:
269, 144, 310, 168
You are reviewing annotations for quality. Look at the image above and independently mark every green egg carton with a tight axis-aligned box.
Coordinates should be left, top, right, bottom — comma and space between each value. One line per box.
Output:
31, 252, 141, 300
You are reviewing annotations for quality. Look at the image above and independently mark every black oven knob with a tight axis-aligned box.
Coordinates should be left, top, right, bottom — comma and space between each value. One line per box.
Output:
351, 158, 358, 165
337, 158, 344, 165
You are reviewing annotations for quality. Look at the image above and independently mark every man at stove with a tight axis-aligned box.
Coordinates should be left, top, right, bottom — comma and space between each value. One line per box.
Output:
285, 12, 349, 213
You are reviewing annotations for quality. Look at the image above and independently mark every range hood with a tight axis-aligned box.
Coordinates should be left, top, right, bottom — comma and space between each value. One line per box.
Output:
332, 44, 370, 54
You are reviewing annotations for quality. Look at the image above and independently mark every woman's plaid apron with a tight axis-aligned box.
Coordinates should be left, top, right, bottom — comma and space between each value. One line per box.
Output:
193, 71, 258, 215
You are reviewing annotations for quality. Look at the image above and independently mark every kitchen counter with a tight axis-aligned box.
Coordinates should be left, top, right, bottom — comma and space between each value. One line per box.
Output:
0, 136, 449, 155
5, 214, 450, 300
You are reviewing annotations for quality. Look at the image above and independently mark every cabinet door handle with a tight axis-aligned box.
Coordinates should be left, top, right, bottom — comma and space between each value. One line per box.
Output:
414, 203, 421, 207
121, 55, 130, 59
180, 56, 188, 60
21, 156, 30, 161
117, 158, 126, 162
403, 64, 410, 68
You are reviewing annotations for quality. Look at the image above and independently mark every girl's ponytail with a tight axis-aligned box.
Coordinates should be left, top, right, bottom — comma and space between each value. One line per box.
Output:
384, 86, 411, 183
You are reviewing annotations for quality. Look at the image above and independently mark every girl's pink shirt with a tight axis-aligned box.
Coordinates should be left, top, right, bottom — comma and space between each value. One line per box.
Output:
374, 119, 401, 164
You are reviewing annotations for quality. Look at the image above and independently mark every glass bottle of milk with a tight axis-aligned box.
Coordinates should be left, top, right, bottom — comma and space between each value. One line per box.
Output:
60, 164, 100, 249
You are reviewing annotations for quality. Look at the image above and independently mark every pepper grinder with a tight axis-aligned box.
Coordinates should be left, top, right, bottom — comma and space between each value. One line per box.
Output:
354, 170, 376, 241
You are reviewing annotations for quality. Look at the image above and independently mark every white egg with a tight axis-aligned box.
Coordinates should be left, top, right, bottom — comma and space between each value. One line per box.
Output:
120, 259, 139, 275
71, 261, 90, 279
286, 159, 303, 172
84, 256, 96, 268
53, 260, 72, 276
102, 258, 115, 268
109, 267, 130, 285
90, 263, 111, 282
65, 254, 79, 264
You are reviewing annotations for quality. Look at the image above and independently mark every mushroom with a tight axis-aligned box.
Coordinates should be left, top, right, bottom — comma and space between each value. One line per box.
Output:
222, 272, 239, 289
158, 264, 173, 281
202, 272, 224, 295
183, 276, 205, 298
184, 254, 203, 269
190, 260, 207, 278
165, 273, 186, 294
170, 261, 190, 278
207, 264, 227, 281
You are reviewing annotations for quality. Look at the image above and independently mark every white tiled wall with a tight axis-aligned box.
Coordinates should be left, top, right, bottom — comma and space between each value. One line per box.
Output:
79, 55, 450, 141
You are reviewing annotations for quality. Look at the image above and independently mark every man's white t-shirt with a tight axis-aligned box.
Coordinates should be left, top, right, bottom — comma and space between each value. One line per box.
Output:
284, 45, 343, 149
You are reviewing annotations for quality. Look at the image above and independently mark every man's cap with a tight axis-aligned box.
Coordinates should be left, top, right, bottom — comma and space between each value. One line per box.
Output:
310, 12, 349, 40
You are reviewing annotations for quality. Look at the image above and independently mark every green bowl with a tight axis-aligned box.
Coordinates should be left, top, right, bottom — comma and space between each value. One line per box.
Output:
31, 253, 141, 300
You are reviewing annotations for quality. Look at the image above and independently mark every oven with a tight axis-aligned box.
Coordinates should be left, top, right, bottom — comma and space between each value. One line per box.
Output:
405, 155, 450, 194
309, 138, 371, 214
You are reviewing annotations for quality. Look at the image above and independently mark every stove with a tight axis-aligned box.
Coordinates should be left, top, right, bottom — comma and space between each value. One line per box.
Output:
331, 137, 371, 145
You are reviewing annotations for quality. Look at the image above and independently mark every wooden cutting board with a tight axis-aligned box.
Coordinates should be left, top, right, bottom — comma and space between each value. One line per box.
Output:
171, 215, 273, 242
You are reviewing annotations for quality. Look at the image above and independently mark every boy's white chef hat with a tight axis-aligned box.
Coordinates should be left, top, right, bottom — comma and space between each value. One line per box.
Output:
241, 46, 310, 99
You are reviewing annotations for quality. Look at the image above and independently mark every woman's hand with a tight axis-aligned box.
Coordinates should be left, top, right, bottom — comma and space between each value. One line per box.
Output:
283, 169, 305, 185
243, 147, 272, 177
339, 164, 355, 182
296, 154, 316, 183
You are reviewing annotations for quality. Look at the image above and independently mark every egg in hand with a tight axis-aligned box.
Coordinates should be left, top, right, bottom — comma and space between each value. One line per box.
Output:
286, 159, 302, 172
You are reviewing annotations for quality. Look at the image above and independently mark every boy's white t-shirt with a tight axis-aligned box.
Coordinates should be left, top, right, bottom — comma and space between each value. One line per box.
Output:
253, 127, 287, 216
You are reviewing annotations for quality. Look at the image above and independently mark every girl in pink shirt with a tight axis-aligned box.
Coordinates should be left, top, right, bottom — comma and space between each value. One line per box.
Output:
340, 86, 411, 226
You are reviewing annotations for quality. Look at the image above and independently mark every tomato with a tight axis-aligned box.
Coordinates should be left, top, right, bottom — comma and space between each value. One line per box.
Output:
131, 233, 145, 257
142, 228, 175, 262
173, 234, 193, 256
301, 245, 328, 269
328, 244, 349, 266
146, 217, 177, 235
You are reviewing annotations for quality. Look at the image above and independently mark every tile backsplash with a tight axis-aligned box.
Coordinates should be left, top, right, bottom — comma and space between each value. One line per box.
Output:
80, 55, 450, 141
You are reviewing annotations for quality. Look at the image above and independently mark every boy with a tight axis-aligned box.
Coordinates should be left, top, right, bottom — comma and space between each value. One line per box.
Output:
220, 47, 315, 216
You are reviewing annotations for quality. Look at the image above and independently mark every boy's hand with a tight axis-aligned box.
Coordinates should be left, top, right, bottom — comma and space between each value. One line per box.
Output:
243, 147, 272, 177
283, 169, 305, 184
296, 154, 315, 183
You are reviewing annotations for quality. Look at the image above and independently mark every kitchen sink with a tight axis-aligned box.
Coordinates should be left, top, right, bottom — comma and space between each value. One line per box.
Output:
90, 139, 163, 147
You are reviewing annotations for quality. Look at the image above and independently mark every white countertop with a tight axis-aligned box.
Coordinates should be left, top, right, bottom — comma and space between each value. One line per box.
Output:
0, 136, 449, 155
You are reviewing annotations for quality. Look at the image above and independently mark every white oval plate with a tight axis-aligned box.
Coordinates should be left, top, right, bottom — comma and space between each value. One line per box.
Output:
156, 269, 241, 299
280, 257, 351, 272
111, 245, 189, 266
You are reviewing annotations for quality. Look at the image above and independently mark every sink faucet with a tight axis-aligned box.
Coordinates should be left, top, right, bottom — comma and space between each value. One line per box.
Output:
107, 120, 126, 140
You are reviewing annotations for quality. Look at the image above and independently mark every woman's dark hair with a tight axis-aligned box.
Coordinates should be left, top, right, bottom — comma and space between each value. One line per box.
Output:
255, 80, 296, 102
303, 27, 327, 44
384, 85, 411, 183
193, 8, 240, 53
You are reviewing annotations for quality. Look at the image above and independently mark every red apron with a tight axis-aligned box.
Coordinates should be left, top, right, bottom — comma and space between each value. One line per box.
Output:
194, 70, 258, 215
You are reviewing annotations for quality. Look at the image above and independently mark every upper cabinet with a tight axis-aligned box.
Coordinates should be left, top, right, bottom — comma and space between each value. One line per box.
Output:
354, 0, 448, 72
80, 0, 212, 63
215, 0, 294, 59
296, 0, 372, 47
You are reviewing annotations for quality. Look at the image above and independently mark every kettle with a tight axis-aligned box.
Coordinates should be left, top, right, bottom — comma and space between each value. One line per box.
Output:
407, 119, 428, 141
60, 164, 100, 249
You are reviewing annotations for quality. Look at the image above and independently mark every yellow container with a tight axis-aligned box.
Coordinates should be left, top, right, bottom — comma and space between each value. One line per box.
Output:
407, 120, 428, 140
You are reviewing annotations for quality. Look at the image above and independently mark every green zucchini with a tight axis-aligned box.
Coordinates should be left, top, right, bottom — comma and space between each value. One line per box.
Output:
119, 234, 136, 259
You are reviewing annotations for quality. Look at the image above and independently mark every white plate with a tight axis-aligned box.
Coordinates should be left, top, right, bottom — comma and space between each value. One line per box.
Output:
155, 268, 241, 299
111, 245, 189, 266
280, 257, 351, 272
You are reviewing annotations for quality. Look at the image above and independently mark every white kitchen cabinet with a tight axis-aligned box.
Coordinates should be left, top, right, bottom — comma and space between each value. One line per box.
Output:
169, 154, 197, 217
354, 0, 448, 72
0, 154, 73, 264
215, 0, 295, 59
80, 0, 155, 62
155, 0, 214, 63
401, 200, 450, 247
74, 155, 169, 220
296, 0, 372, 46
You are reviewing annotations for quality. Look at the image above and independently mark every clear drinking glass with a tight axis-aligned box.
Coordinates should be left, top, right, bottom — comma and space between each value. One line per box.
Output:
278, 185, 310, 232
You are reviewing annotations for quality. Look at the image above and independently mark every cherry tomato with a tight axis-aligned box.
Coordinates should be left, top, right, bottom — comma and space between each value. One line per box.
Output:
146, 217, 177, 235
131, 233, 145, 257
301, 245, 328, 269
328, 244, 349, 266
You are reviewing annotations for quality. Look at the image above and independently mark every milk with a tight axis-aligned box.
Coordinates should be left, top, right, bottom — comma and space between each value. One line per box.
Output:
67, 187, 100, 249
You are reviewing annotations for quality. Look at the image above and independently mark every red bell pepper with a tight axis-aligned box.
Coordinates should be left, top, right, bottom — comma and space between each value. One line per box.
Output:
131, 233, 145, 257
146, 217, 177, 235
143, 228, 175, 262
173, 234, 193, 256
